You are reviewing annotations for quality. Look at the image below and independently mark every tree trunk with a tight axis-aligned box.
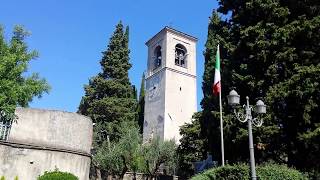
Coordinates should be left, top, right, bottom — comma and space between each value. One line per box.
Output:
132, 172, 136, 180
120, 155, 128, 179
96, 168, 102, 180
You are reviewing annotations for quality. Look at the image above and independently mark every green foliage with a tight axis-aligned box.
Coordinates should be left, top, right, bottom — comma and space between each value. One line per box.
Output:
14, 176, 18, 180
304, 169, 320, 180
177, 112, 206, 178
141, 137, 177, 176
191, 164, 249, 180
266, 64, 320, 170
78, 22, 137, 175
38, 169, 78, 180
136, 73, 145, 134
257, 164, 306, 180
0, 25, 50, 123
94, 124, 177, 177
200, 10, 242, 165
78, 21, 136, 139
94, 121, 142, 176
0, 176, 5, 180
94, 137, 123, 175
191, 163, 306, 180
198, 0, 320, 174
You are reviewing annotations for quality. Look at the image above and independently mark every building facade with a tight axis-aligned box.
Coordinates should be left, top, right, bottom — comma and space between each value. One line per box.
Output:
143, 27, 197, 143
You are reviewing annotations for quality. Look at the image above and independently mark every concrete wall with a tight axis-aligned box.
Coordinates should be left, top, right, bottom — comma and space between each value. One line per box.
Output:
0, 144, 91, 179
0, 108, 92, 180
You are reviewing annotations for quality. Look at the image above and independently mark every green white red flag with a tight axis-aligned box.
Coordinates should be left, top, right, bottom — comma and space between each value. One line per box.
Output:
213, 45, 221, 95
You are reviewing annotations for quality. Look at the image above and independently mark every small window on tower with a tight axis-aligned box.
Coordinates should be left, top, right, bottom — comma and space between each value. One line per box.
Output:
153, 46, 162, 70
175, 44, 187, 68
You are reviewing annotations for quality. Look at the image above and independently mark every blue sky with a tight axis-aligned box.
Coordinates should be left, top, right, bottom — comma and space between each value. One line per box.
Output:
0, 0, 219, 112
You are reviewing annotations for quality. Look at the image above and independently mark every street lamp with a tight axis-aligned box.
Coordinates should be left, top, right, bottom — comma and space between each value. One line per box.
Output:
227, 90, 266, 180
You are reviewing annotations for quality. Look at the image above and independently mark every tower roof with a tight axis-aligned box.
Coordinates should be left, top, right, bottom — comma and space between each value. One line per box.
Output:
146, 26, 198, 46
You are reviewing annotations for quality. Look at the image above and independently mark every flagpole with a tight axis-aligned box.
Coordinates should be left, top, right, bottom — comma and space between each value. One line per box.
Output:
214, 44, 225, 166
219, 82, 225, 166
217, 44, 225, 166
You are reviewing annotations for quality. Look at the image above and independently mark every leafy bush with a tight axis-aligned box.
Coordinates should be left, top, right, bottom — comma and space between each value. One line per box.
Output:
257, 164, 306, 180
191, 163, 306, 180
38, 169, 78, 180
304, 169, 320, 180
191, 164, 249, 180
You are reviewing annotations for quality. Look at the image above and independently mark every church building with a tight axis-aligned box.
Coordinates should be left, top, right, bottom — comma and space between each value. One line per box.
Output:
143, 27, 197, 143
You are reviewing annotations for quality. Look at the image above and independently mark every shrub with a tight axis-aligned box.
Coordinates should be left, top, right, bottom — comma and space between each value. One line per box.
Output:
304, 169, 320, 180
191, 163, 249, 180
38, 169, 78, 180
257, 164, 306, 180
191, 163, 307, 180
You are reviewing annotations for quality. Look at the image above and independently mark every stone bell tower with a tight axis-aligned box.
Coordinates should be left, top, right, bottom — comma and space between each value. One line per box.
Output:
143, 27, 197, 143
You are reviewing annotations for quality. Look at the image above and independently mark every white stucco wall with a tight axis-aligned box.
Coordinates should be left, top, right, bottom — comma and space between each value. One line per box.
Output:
10, 108, 92, 153
0, 145, 91, 180
0, 108, 92, 180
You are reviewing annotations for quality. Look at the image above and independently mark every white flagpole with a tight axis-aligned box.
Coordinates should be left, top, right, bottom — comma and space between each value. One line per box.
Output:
219, 87, 225, 166
218, 44, 225, 166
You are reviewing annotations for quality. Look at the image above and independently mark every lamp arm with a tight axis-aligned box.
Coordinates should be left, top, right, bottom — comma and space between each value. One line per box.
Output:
252, 118, 263, 127
234, 108, 247, 123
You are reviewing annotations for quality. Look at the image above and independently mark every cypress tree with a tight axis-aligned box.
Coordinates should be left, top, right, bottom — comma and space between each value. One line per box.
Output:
200, 11, 242, 164
78, 21, 137, 145
136, 73, 145, 134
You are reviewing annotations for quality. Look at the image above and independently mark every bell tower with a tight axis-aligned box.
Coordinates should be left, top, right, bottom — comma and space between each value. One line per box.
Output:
143, 27, 197, 143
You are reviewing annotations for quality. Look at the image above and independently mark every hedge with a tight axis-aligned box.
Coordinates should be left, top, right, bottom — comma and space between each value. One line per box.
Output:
257, 164, 306, 180
191, 163, 306, 180
38, 169, 78, 180
191, 164, 249, 180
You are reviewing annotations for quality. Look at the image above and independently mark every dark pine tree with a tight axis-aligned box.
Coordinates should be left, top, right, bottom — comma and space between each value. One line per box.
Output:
200, 11, 245, 165
200, 0, 320, 175
78, 21, 137, 150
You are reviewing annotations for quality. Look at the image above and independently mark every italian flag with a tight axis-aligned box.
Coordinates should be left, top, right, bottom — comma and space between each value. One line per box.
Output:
213, 45, 221, 95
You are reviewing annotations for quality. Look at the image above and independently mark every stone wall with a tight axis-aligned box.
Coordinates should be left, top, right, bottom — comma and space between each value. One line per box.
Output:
0, 108, 92, 180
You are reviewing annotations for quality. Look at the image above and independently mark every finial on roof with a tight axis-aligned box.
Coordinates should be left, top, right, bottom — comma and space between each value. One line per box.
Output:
169, 21, 173, 28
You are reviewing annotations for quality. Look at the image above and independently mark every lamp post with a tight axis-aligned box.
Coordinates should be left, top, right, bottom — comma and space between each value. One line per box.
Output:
227, 90, 266, 180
